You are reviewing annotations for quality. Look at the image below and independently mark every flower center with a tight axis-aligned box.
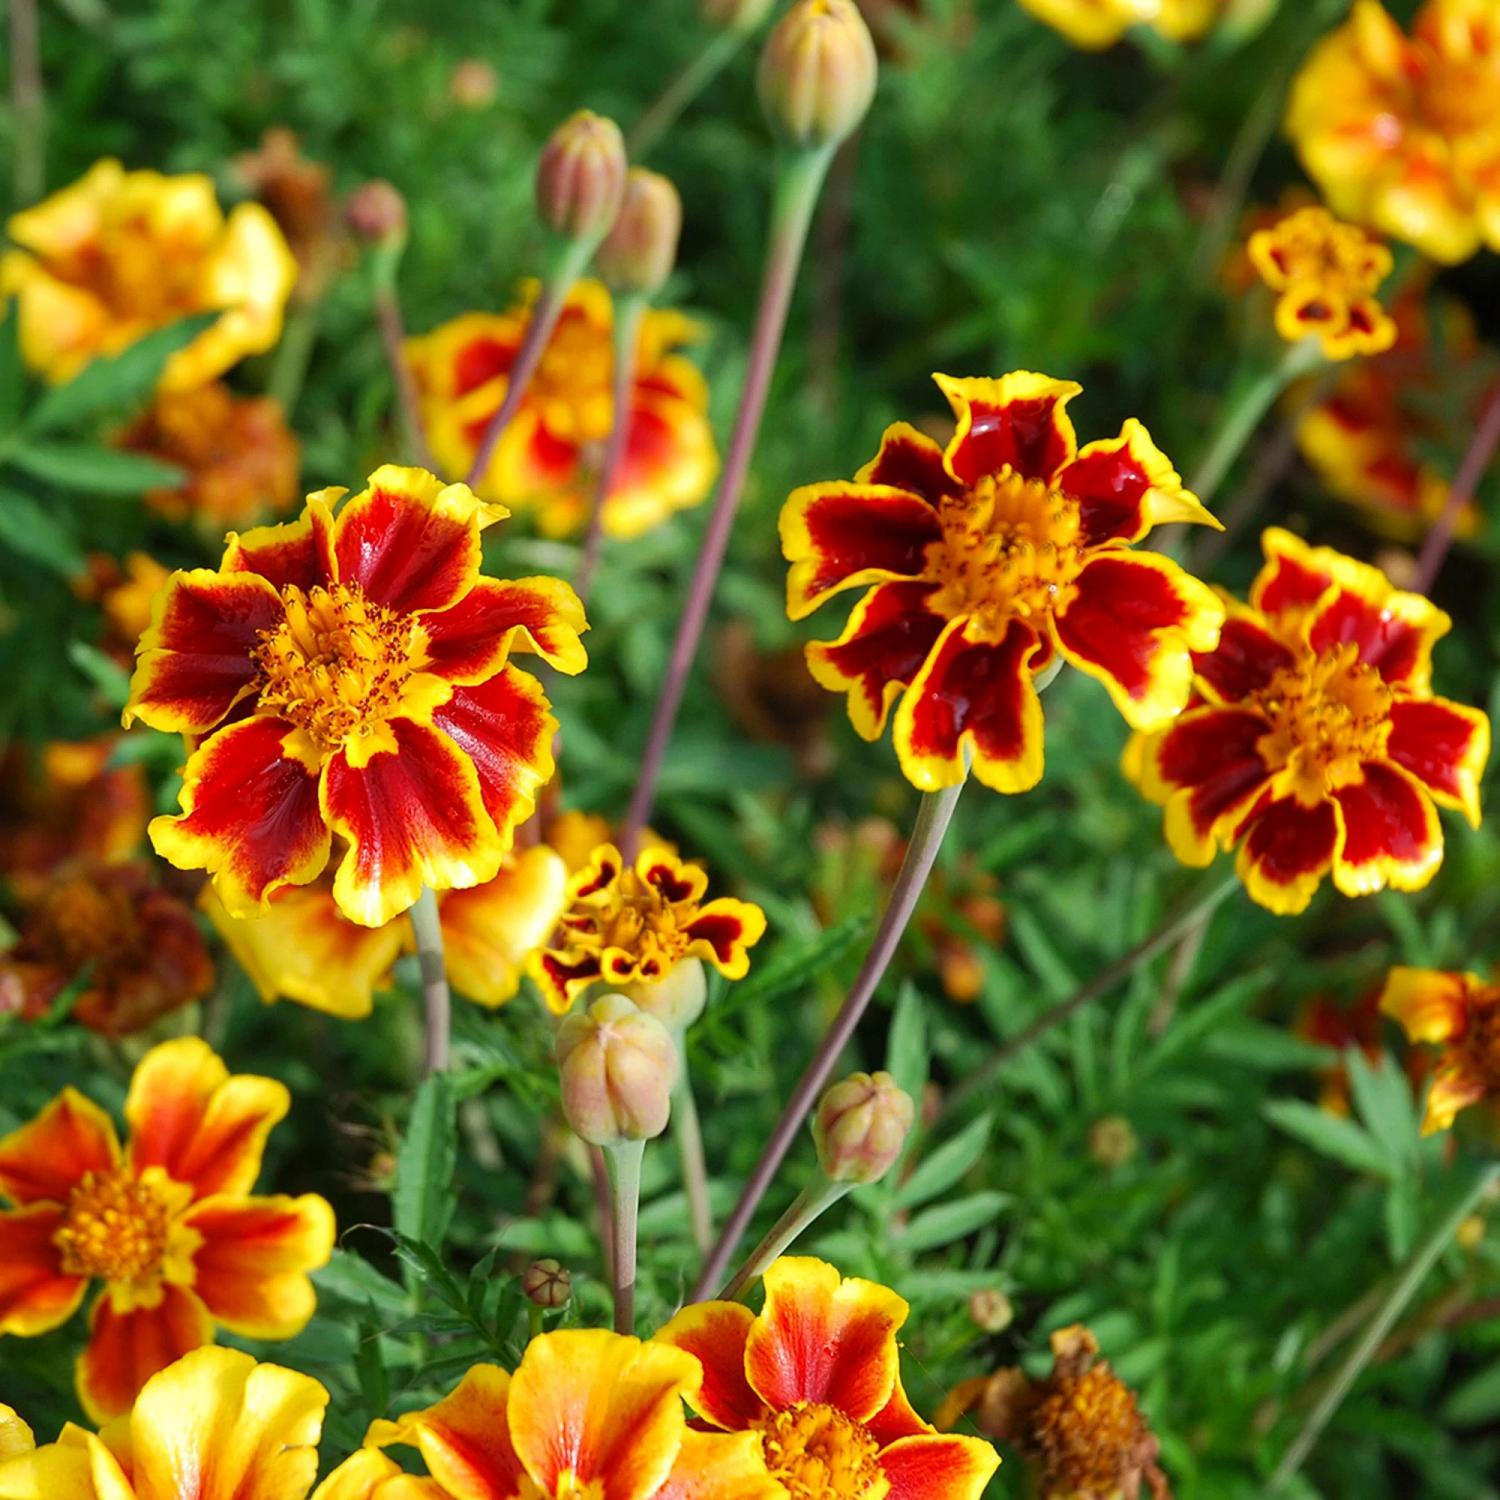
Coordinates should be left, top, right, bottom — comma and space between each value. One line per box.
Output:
925, 468, 1083, 640
562, 875, 687, 981
55, 1170, 172, 1282
31, 873, 140, 966
64, 217, 206, 322
532, 307, 614, 445
1030, 1367, 1145, 1495
1463, 992, 1500, 1088
253, 582, 428, 751
756, 1402, 888, 1500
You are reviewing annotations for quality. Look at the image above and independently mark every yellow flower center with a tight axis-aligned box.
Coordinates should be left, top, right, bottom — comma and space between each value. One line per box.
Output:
253, 582, 429, 752
55, 1169, 172, 1282
531, 307, 614, 446
1031, 1366, 1148, 1497
756, 1402, 888, 1500
925, 468, 1083, 641
561, 867, 695, 981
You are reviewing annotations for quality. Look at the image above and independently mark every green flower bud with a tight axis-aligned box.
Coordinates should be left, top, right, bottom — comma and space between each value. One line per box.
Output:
757, 0, 877, 150
556, 993, 678, 1146
813, 1069, 913, 1185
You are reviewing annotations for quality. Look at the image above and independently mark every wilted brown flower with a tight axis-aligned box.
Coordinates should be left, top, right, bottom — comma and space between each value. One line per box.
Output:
233, 127, 339, 299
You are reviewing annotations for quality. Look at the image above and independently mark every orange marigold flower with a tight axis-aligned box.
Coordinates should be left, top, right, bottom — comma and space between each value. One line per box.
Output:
1382, 966, 1500, 1134
0, 1039, 334, 1421
0, 159, 296, 388
367, 1328, 782, 1500
118, 381, 301, 530
1127, 528, 1490, 915
1245, 206, 1396, 360
1287, 0, 1500, 265
407, 281, 718, 539
658, 1256, 1000, 1500
532, 842, 766, 1014
1016, 0, 1223, 49
121, 464, 588, 929
782, 372, 1224, 794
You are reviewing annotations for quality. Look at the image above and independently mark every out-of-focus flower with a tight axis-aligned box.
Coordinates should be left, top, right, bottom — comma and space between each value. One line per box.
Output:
0, 159, 296, 388
715, 620, 835, 777
969, 1288, 1014, 1333
1127, 528, 1489, 915
659, 1256, 1000, 1500
408, 282, 718, 539
940, 1324, 1168, 1500
344, 181, 408, 250
596, 169, 682, 297
557, 992, 679, 1145
522, 1258, 571, 1309
0, 861, 214, 1035
449, 57, 500, 109
814, 1070, 914, 1183
1087, 1115, 1139, 1168
535, 111, 628, 244
783, 372, 1223, 794
1294, 989, 1386, 1114
758, 0, 879, 150
1382, 966, 1500, 1134
368, 1330, 781, 1498
1246, 206, 1396, 360
77, 551, 173, 656
1286, 0, 1500, 265
122, 465, 587, 929
0, 1038, 334, 1420
232, 128, 339, 300
532, 842, 766, 1014
117, 381, 300, 530
1017, 0, 1224, 49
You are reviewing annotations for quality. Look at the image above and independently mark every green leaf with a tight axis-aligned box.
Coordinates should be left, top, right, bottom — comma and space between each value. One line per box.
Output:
1262, 1099, 1393, 1178
1442, 1359, 1500, 1427
313, 1249, 407, 1312
893, 1112, 993, 1211
896, 1190, 1009, 1254
0, 300, 25, 428
393, 1072, 457, 1257
1347, 1048, 1419, 1172
886, 983, 928, 1107
727, 914, 869, 1012
68, 641, 132, 709
0, 484, 84, 575
8, 443, 184, 495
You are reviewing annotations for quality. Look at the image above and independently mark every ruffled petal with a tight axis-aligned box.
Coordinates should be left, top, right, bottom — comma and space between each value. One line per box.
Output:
1055, 419, 1217, 546
1306, 563, 1450, 689
653, 1430, 782, 1500
421, 577, 588, 683
854, 422, 956, 505
1332, 761, 1443, 896
0, 1088, 121, 1206
1144, 708, 1275, 865
76, 1284, 214, 1423
1193, 609, 1297, 705
683, 899, 768, 981
879, 1433, 1000, 1500
1251, 527, 1335, 622
221, 497, 337, 593
934, 371, 1080, 486
312, 1451, 448, 1500
1236, 796, 1340, 915
0, 1206, 86, 1336
1380, 967, 1475, 1046
1385, 697, 1489, 828
655, 1301, 766, 1432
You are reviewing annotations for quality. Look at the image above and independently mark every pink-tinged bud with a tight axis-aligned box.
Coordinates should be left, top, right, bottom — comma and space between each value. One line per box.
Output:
535, 110, 628, 244
813, 1069, 913, 1185
622, 957, 707, 1035
556, 993, 679, 1146
757, 0, 877, 150
522, 1258, 572, 1308
700, 0, 775, 33
596, 169, 683, 296
344, 180, 408, 247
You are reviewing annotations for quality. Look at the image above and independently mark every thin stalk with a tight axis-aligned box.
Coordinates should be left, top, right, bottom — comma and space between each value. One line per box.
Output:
721, 1180, 847, 1301
605, 1139, 646, 1333
672, 1072, 714, 1255
575, 292, 646, 604
370, 240, 433, 469
267, 297, 323, 417
1411, 379, 1500, 595
621, 144, 836, 856
1269, 1161, 1500, 1492
628, 29, 745, 158
466, 237, 594, 489
409, 887, 451, 1076
691, 773, 965, 1301
10, 0, 44, 205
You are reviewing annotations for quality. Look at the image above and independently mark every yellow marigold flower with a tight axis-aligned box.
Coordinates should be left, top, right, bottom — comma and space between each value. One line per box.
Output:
782, 372, 1224, 794
79, 550, 173, 653
0, 1039, 334, 1421
367, 1328, 782, 1499
1287, 0, 1500, 265
1382, 966, 1500, 1134
531, 842, 766, 1014
1246, 206, 1396, 360
0, 159, 296, 388
1127, 528, 1490, 915
407, 281, 718, 540
1016, 0, 1223, 49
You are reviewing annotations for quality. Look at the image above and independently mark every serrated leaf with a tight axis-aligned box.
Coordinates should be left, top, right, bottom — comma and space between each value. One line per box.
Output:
893, 1112, 993, 1211
314, 1249, 407, 1312
1347, 1048, 1419, 1172
394, 1073, 457, 1259
0, 484, 85, 575
896, 1190, 1009, 1253
9, 443, 184, 495
1263, 1099, 1393, 1178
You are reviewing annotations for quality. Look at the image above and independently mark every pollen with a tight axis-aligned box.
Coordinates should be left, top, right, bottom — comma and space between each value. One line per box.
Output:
756, 1401, 889, 1500
54, 1169, 173, 1283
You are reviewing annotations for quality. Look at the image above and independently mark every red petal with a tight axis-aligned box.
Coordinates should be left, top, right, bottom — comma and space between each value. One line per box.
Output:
221, 501, 336, 593
1307, 586, 1441, 685
422, 577, 587, 682
76, 1284, 213, 1423
0, 1089, 120, 1206
879, 1434, 1000, 1500
1252, 529, 1333, 620
0, 1206, 85, 1337
1333, 761, 1442, 896
855, 422, 955, 505
1054, 419, 1210, 546
1194, 613, 1296, 704
656, 1301, 766, 1431
1154, 708, 1274, 858
454, 334, 519, 397
1386, 697, 1489, 824
936, 373, 1079, 485
1238, 797, 1339, 915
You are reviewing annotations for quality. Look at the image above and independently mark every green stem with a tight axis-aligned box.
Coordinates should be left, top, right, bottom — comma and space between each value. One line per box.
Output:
628, 29, 746, 158
672, 1071, 714, 1255
267, 296, 323, 417
605, 1139, 646, 1333
409, 887, 451, 1075
1270, 1162, 1500, 1491
10, 0, 44, 205
369, 238, 432, 469
721, 1180, 849, 1302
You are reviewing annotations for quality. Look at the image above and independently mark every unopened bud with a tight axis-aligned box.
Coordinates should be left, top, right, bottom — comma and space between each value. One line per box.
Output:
523, 1258, 572, 1308
813, 1069, 913, 1185
969, 1289, 1014, 1333
596, 169, 682, 296
344, 180, 407, 247
701, 0, 776, 33
556, 993, 678, 1146
758, 0, 877, 150
622, 957, 707, 1035
535, 111, 628, 244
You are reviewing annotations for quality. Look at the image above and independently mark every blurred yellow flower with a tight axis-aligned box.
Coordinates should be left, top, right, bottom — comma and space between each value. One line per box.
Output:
1016, 0, 1223, 49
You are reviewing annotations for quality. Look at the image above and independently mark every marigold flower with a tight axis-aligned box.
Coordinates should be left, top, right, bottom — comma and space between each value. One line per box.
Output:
1127, 528, 1490, 915
122, 464, 587, 929
814, 1070, 914, 1184
367, 1328, 782, 1499
783, 372, 1224, 794
0, 1038, 334, 1420
1381, 967, 1500, 1134
407, 282, 718, 540
1016, 0, 1223, 49
1245, 206, 1396, 360
533, 842, 766, 1014
77, 550, 173, 657
233, 127, 339, 300
658, 1256, 999, 1500
117, 380, 301, 530
1286, 0, 1500, 265
0, 158, 296, 388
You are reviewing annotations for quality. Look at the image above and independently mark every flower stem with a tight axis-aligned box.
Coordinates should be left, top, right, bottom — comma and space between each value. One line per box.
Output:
465, 237, 595, 490
1269, 1161, 1500, 1492
9, 0, 44, 205
620, 144, 836, 857
605, 1139, 646, 1334
628, 28, 746, 158
1411, 378, 1500, 596
574, 291, 646, 606
267, 295, 323, 418
691, 773, 965, 1302
721, 1180, 848, 1301
672, 1072, 714, 1255
369, 241, 433, 469
409, 886, 451, 1076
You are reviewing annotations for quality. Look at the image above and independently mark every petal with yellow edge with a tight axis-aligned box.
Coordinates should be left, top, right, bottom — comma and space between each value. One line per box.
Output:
935, 371, 1080, 487
1423, 1053, 1492, 1135
1235, 795, 1341, 916
1331, 761, 1442, 897
1380, 967, 1474, 1046
854, 421, 955, 505
221, 499, 338, 593
878, 1432, 1000, 1500
1386, 698, 1489, 828
655, 1300, 766, 1432
421, 576, 588, 683
0, 1423, 132, 1500
1146, 708, 1275, 865
312, 1451, 448, 1500
76, 1283, 214, 1424
0, 1408, 32, 1463
1056, 418, 1218, 545
683, 900, 767, 981
0, 1206, 87, 1337
1306, 559, 1449, 690
0, 1088, 121, 1206
1193, 611, 1296, 705
655, 1430, 783, 1500
1250, 528, 1335, 623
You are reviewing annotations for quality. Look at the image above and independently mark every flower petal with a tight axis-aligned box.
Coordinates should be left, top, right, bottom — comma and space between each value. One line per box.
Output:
655, 1300, 766, 1432
654, 1431, 783, 1500
1385, 697, 1489, 827
0, 1088, 121, 1206
1193, 609, 1297, 704
421, 577, 588, 683
1143, 708, 1275, 865
1236, 796, 1340, 915
934, 371, 1080, 485
683, 899, 768, 981
1056, 419, 1217, 545
854, 422, 955, 505
0, 1406, 33, 1462
744, 1257, 905, 1424
1306, 562, 1450, 688
1251, 528, 1335, 622
1380, 967, 1474, 1046
1423, 1054, 1491, 1135
879, 1433, 1000, 1500
1332, 761, 1442, 897
76, 1283, 215, 1423
312, 1451, 448, 1500
221, 498, 338, 593
0, 1422, 131, 1500
0, 1206, 86, 1336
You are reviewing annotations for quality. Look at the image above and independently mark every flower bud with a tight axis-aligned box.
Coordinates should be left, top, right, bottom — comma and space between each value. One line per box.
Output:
700, 0, 776, 33
596, 169, 682, 296
450, 58, 499, 109
535, 110, 628, 244
757, 0, 877, 150
522, 1258, 572, 1308
813, 1069, 913, 1185
344, 180, 407, 248
556, 993, 678, 1146
622, 956, 707, 1035
969, 1288, 1014, 1333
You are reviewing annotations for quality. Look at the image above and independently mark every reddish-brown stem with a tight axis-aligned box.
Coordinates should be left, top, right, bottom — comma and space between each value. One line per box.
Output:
1411, 379, 1500, 596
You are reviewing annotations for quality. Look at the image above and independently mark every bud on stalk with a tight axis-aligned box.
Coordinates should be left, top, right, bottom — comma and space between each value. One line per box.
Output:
535, 110, 628, 244
596, 169, 683, 297
556, 993, 679, 1146
345, 179, 408, 249
758, 0, 877, 151
522, 1258, 572, 1309
813, 1069, 914, 1185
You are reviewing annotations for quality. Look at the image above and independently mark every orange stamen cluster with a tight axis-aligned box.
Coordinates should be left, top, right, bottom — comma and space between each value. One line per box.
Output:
756, 1402, 887, 1500
55, 1170, 173, 1282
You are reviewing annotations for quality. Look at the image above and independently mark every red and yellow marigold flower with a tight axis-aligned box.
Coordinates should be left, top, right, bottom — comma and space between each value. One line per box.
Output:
1287, 0, 1500, 265
1016, 0, 1223, 49
1294, 989, 1387, 1116
367, 1328, 782, 1499
658, 1256, 999, 1500
1246, 206, 1397, 360
407, 281, 718, 539
1127, 528, 1490, 915
1382, 966, 1500, 1134
532, 842, 766, 1014
0, 159, 296, 388
782, 372, 1224, 794
122, 464, 587, 928
0, 1038, 334, 1421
